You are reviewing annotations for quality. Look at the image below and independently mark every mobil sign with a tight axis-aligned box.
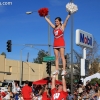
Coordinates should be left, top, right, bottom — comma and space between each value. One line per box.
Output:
76, 29, 93, 48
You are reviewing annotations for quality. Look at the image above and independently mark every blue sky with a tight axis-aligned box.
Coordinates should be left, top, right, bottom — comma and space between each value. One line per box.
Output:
0, 0, 100, 62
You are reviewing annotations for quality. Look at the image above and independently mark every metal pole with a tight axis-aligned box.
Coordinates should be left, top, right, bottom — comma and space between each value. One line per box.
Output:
48, 15, 51, 56
70, 0, 74, 94
20, 49, 22, 86
20, 46, 28, 86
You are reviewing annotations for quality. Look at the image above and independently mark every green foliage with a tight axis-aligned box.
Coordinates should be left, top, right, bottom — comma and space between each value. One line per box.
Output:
33, 49, 49, 64
90, 78, 100, 85
1, 52, 6, 58
89, 58, 100, 75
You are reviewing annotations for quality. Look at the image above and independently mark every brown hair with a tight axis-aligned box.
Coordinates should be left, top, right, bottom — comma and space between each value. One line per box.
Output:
55, 17, 62, 26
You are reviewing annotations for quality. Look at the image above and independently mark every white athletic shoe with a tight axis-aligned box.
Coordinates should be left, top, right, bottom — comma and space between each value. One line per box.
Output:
52, 70, 59, 75
61, 70, 67, 75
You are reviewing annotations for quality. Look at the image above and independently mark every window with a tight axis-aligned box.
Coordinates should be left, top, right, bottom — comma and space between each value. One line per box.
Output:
9, 66, 12, 72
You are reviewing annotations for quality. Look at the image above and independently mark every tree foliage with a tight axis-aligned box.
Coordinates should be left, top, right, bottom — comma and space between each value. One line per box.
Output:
86, 40, 100, 63
33, 49, 49, 64
90, 78, 100, 85
89, 58, 100, 75
87, 40, 100, 75
1, 52, 6, 58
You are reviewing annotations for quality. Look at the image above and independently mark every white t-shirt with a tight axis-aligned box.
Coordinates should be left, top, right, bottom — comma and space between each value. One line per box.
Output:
16, 87, 21, 93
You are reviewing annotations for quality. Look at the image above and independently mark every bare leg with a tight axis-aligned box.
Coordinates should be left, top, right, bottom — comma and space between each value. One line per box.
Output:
59, 48, 66, 70
54, 48, 59, 70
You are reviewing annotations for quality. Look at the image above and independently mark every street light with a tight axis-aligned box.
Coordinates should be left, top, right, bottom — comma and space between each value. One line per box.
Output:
26, 10, 51, 56
26, 11, 37, 15
20, 45, 33, 86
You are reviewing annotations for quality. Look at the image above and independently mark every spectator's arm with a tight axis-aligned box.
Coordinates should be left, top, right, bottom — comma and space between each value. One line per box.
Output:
38, 89, 42, 95
92, 93, 98, 98
47, 89, 50, 98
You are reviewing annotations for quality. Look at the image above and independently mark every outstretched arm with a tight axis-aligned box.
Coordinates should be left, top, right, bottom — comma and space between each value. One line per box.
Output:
62, 76, 67, 92
51, 75, 56, 89
44, 16, 55, 29
62, 13, 71, 30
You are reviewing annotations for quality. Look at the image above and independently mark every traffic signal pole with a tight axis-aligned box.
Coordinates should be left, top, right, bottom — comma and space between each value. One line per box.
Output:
46, 62, 51, 88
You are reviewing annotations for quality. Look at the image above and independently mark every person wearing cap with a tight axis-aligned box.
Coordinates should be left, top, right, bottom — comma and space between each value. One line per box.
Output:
21, 80, 33, 100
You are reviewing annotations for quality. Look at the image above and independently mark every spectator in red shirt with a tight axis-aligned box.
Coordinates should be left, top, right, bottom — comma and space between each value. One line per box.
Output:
0, 92, 2, 100
39, 85, 50, 100
51, 73, 68, 100
21, 80, 33, 100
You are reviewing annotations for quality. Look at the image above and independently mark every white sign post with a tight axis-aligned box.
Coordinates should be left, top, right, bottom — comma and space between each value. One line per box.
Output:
76, 29, 93, 85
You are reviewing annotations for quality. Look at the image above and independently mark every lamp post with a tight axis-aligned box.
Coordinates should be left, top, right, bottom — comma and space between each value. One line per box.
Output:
26, 11, 51, 56
19, 45, 33, 86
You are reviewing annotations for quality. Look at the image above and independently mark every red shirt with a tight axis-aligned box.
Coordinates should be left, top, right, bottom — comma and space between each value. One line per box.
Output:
42, 92, 50, 100
21, 85, 32, 99
51, 88, 68, 100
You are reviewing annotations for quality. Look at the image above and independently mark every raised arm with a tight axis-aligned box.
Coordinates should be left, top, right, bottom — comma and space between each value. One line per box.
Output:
44, 16, 55, 29
51, 75, 56, 89
62, 76, 67, 92
62, 12, 71, 30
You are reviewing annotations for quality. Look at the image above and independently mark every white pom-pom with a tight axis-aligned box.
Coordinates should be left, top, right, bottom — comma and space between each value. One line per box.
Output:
66, 2, 78, 14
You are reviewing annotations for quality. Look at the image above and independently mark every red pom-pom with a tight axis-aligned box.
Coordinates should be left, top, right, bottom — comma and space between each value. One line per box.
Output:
38, 8, 49, 17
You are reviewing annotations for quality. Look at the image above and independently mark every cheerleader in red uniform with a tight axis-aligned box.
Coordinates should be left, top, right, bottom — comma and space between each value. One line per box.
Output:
38, 7, 71, 75
44, 12, 71, 75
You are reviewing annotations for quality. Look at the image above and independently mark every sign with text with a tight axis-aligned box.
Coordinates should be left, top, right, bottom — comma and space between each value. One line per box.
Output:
43, 56, 55, 62
76, 29, 93, 48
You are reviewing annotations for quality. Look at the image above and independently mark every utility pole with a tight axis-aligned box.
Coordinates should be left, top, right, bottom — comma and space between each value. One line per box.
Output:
70, 0, 74, 94
48, 15, 51, 56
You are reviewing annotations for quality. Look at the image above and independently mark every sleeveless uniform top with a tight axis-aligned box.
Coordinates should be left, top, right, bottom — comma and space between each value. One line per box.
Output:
53, 27, 65, 48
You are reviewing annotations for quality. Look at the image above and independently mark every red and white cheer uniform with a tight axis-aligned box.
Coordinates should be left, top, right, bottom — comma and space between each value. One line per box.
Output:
53, 27, 65, 48
51, 88, 68, 100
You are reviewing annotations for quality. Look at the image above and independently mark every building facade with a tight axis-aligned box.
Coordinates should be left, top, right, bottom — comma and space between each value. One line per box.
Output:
0, 55, 56, 82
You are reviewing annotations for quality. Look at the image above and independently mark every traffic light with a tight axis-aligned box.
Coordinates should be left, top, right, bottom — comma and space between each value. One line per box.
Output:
7, 40, 12, 52
46, 62, 51, 76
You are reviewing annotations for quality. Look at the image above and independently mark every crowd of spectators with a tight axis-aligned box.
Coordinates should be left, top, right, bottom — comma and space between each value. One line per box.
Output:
67, 80, 100, 100
0, 80, 100, 100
